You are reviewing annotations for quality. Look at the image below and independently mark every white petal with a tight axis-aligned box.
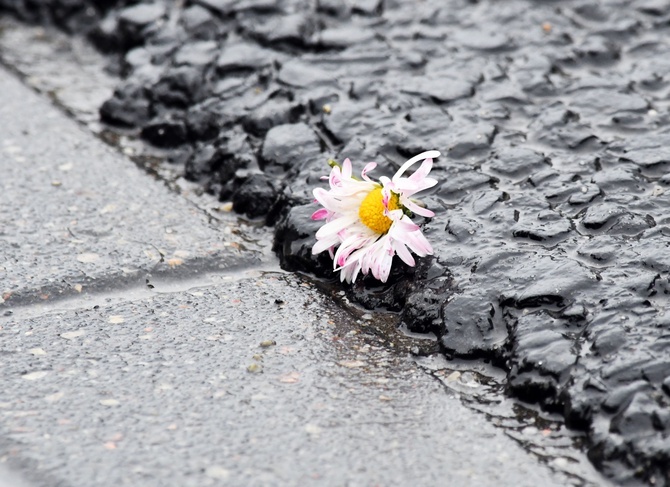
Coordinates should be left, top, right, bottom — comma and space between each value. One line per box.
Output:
329, 166, 342, 187
339, 259, 361, 283
389, 217, 433, 256
376, 239, 394, 282
315, 215, 357, 239
313, 187, 341, 211
402, 198, 435, 218
361, 162, 377, 182
357, 241, 379, 275
409, 158, 433, 180
394, 177, 438, 196
313, 234, 339, 255
393, 150, 441, 180
334, 233, 369, 267
386, 209, 405, 221
342, 158, 352, 178
405, 230, 433, 256
350, 264, 361, 283
392, 240, 415, 267
390, 215, 419, 231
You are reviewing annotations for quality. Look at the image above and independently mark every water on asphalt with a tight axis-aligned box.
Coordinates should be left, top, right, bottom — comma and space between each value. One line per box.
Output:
0, 13, 626, 487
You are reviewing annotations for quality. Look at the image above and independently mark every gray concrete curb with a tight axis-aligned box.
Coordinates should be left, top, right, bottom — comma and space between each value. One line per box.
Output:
0, 65, 261, 310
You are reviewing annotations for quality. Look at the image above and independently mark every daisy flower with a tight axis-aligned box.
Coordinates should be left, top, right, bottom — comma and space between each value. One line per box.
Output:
311, 150, 440, 283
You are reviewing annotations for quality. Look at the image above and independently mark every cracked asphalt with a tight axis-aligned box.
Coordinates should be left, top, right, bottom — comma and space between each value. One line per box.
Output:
0, 66, 598, 486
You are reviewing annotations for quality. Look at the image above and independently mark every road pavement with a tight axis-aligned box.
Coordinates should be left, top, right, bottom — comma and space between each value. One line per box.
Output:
0, 66, 576, 487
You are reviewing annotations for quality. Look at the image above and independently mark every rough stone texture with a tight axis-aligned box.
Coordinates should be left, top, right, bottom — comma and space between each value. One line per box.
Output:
2, 0, 670, 484
0, 66, 579, 487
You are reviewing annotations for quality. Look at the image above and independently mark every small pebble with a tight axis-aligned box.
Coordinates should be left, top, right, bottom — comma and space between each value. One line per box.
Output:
205, 466, 230, 480
22, 371, 48, 381
445, 371, 461, 382
337, 360, 365, 368
247, 363, 263, 373
77, 253, 100, 264
61, 330, 85, 340
100, 399, 120, 407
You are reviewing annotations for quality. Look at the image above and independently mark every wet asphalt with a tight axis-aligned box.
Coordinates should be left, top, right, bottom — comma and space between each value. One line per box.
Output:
0, 67, 594, 486
2, 1, 670, 483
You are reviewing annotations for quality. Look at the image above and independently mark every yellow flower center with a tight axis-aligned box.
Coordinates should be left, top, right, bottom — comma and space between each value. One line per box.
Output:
358, 188, 401, 234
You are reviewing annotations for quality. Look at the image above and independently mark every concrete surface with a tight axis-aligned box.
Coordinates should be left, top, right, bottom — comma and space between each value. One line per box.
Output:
0, 67, 575, 486
0, 465, 31, 487
0, 64, 262, 308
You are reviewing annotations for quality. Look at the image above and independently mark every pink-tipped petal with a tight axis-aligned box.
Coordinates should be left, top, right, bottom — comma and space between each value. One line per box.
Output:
311, 208, 330, 220
404, 229, 433, 256
394, 176, 438, 194
391, 214, 420, 231
381, 187, 391, 208
312, 152, 438, 283
361, 162, 377, 181
313, 187, 334, 207
329, 166, 342, 187
377, 240, 394, 283
408, 158, 433, 182
402, 198, 435, 218
334, 236, 357, 267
